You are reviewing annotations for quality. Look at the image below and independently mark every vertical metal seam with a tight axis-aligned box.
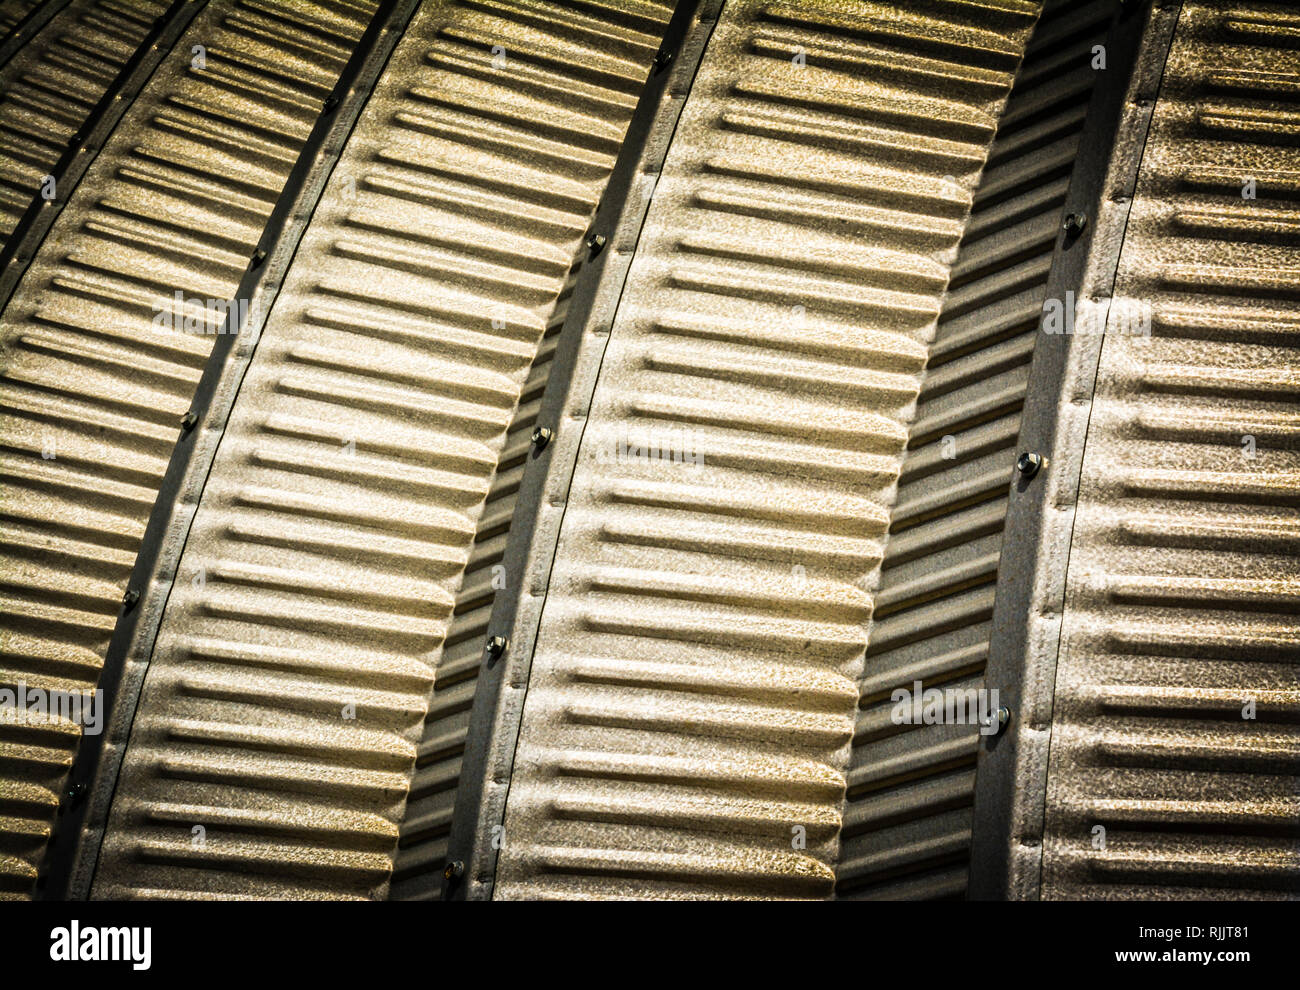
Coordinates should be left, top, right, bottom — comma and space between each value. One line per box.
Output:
969, 0, 1185, 900
0, 0, 72, 71
0, 0, 203, 314
36, 0, 419, 900
443, 0, 720, 901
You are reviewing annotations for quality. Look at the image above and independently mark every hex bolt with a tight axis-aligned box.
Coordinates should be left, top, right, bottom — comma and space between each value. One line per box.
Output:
997, 706, 1010, 731
181, 409, 199, 432
531, 426, 554, 452
322, 94, 339, 112
653, 49, 673, 73
484, 635, 508, 664
1062, 212, 1088, 238
585, 232, 607, 256
1016, 451, 1044, 480
122, 587, 141, 611
443, 860, 465, 881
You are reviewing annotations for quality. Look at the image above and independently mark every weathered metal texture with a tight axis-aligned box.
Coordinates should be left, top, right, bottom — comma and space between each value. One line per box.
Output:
0, 0, 167, 242
967, 0, 1180, 900
392, 252, 582, 899
0, 0, 376, 899
0, 1, 42, 46
473, 0, 1042, 900
88, 0, 672, 899
1037, 1, 1300, 899
836, 0, 1120, 901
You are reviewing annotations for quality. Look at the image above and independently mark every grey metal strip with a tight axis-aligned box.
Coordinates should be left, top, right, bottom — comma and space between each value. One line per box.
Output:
0, 0, 71, 71
442, 0, 718, 902
968, 0, 1184, 901
0, 0, 200, 315
36, 0, 419, 901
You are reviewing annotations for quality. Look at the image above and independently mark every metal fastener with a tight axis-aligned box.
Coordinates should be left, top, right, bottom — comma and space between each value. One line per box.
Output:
653, 49, 673, 73
531, 426, 553, 452
122, 587, 141, 611
1062, 212, 1088, 238
1016, 451, 1044, 479
586, 232, 606, 256
250, 247, 267, 268
443, 860, 465, 881
484, 635, 508, 664
181, 409, 199, 432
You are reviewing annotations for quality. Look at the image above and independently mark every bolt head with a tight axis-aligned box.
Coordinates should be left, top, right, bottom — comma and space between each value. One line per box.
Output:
122, 588, 141, 610
531, 426, 553, 451
1016, 451, 1043, 479
443, 860, 465, 881
586, 233, 606, 255
1062, 212, 1088, 237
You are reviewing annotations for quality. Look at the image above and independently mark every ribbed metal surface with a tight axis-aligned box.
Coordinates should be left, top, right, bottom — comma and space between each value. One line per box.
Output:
0, 2, 41, 42
486, 0, 1041, 900
1040, 0, 1300, 899
837, 0, 1118, 901
0, 0, 375, 899
0, 0, 166, 242
90, 0, 670, 899
393, 255, 580, 899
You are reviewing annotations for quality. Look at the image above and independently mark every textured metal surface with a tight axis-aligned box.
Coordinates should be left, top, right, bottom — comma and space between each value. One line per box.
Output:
836, 0, 1120, 901
392, 251, 582, 898
1037, 0, 1300, 900
89, 0, 671, 899
0, 0, 375, 899
0, 0, 167, 242
968, 0, 1181, 901
474, 0, 1042, 900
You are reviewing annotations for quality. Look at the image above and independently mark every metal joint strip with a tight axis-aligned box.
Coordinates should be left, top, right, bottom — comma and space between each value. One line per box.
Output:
968, 0, 1185, 901
35, 0, 418, 901
442, 0, 719, 902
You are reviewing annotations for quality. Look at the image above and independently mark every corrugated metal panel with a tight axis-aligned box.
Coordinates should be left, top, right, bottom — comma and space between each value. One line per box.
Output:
0, 0, 376, 899
0, 0, 167, 242
89, 0, 671, 899
0, 2, 39, 39
393, 253, 581, 899
1039, 0, 1300, 899
837, 0, 1119, 901
480, 0, 1043, 900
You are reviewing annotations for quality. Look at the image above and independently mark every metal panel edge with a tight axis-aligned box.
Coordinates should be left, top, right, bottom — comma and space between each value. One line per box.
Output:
35, 0, 419, 901
442, 0, 718, 902
968, 0, 1184, 901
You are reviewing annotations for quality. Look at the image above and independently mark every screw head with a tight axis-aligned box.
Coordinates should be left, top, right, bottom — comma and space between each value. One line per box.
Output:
122, 587, 141, 611
484, 635, 508, 663
443, 860, 465, 881
531, 426, 553, 452
585, 232, 606, 256
1016, 451, 1044, 479
181, 410, 198, 431
1062, 212, 1088, 237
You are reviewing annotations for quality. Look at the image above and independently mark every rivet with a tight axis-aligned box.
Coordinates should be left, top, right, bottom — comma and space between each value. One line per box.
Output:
484, 635, 508, 663
1016, 451, 1044, 479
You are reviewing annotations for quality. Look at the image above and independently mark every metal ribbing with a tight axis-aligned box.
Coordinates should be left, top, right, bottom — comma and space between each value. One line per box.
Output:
1040, 0, 1300, 899
838, 0, 1120, 900
88, 0, 671, 899
481, 0, 1042, 900
0, 0, 377, 899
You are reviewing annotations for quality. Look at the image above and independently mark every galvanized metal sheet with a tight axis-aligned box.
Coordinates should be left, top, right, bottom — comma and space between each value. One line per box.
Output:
478, 0, 1043, 900
0, 0, 376, 899
89, 0, 671, 899
837, 0, 1120, 901
1039, 0, 1300, 899
0, 0, 167, 241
